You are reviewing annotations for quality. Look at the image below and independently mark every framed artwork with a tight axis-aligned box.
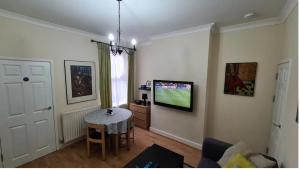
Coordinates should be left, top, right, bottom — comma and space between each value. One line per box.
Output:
146, 80, 152, 88
224, 62, 257, 96
64, 60, 96, 104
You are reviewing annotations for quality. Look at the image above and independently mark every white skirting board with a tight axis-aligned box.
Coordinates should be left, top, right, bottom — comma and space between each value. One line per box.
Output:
149, 127, 202, 150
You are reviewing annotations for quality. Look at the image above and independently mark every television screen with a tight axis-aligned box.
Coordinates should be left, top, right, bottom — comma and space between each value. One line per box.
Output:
153, 80, 193, 112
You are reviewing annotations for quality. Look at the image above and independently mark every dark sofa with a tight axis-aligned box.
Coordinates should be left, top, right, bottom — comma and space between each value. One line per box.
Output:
198, 138, 278, 168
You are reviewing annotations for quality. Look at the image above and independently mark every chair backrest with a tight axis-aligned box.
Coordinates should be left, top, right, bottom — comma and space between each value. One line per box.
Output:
87, 123, 105, 141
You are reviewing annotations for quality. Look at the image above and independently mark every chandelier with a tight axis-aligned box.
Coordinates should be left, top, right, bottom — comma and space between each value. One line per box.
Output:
108, 0, 136, 55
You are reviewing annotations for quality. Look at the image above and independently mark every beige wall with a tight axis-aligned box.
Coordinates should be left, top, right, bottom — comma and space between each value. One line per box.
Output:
0, 16, 101, 142
136, 29, 212, 147
206, 25, 283, 152
277, 5, 298, 168
0, 6, 297, 165
206, 5, 298, 167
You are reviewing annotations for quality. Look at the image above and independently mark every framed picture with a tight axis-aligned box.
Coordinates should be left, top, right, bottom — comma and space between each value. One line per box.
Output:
146, 80, 152, 88
224, 62, 257, 96
64, 60, 97, 104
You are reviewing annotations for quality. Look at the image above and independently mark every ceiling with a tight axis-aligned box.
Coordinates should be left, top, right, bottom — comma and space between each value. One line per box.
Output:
0, 0, 287, 41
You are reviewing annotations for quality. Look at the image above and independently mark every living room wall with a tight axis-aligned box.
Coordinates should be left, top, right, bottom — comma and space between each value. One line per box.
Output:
0, 15, 102, 143
206, 24, 283, 152
277, 5, 298, 167
206, 6, 298, 167
136, 26, 213, 148
136, 20, 293, 153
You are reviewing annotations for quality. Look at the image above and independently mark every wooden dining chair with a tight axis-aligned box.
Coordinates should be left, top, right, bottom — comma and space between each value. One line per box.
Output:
120, 114, 135, 150
127, 114, 135, 143
86, 123, 106, 160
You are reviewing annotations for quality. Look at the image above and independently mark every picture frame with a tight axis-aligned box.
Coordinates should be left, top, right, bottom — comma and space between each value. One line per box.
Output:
224, 62, 258, 97
64, 60, 97, 104
146, 80, 152, 88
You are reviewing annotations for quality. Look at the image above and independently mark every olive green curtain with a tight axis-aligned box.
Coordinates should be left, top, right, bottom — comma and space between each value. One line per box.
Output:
97, 43, 112, 108
127, 50, 135, 104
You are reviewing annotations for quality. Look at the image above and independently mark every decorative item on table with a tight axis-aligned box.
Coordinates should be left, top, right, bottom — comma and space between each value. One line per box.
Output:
142, 93, 148, 106
64, 60, 97, 104
224, 62, 257, 97
106, 108, 115, 116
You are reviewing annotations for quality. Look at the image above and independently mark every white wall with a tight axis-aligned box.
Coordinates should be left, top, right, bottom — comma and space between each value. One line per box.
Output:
136, 27, 212, 148
0, 15, 101, 143
277, 5, 298, 168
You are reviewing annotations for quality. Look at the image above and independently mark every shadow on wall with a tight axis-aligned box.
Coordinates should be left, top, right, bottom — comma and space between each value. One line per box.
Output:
193, 84, 199, 114
205, 32, 221, 138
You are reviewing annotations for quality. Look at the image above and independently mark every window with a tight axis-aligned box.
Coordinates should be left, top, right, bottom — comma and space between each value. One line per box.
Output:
111, 52, 128, 107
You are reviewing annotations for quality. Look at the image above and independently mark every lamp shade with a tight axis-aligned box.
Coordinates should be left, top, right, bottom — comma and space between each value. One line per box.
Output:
142, 93, 148, 100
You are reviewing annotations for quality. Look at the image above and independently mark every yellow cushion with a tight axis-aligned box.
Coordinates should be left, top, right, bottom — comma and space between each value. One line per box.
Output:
224, 153, 256, 168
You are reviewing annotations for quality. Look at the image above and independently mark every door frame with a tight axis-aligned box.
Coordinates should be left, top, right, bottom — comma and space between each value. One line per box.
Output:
0, 56, 59, 151
268, 58, 292, 165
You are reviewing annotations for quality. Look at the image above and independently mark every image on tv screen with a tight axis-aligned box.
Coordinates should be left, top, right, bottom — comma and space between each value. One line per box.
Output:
155, 82, 191, 108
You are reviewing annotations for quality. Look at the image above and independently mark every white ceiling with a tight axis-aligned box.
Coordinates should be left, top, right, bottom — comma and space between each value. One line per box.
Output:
0, 0, 287, 41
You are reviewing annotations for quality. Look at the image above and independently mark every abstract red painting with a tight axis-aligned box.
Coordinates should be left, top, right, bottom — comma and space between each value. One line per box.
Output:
224, 62, 257, 96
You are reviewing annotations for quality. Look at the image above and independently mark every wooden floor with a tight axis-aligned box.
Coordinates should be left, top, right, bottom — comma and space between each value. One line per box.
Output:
21, 127, 201, 168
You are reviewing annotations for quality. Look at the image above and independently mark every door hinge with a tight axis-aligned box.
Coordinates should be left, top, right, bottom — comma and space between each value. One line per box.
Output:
273, 95, 276, 102
275, 73, 278, 80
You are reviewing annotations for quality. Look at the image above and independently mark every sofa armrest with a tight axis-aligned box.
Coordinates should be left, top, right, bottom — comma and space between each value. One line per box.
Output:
202, 138, 232, 161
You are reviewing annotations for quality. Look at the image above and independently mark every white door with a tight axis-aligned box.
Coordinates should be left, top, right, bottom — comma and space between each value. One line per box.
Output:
0, 60, 56, 167
268, 62, 290, 161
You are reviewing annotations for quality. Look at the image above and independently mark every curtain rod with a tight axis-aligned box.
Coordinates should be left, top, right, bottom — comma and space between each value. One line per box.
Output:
90, 39, 135, 51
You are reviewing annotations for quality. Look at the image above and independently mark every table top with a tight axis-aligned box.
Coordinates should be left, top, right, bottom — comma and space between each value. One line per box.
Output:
124, 144, 184, 168
84, 108, 132, 134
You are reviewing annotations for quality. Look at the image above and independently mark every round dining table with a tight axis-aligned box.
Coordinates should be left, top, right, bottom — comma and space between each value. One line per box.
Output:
84, 108, 132, 155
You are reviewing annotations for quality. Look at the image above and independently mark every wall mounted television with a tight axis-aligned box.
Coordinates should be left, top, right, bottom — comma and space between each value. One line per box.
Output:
153, 80, 193, 112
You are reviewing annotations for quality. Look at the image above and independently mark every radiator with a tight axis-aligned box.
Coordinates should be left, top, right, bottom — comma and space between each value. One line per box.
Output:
62, 106, 100, 143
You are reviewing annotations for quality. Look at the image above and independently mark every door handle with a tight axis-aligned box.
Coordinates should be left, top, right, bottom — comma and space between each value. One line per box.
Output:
273, 123, 281, 128
36, 106, 52, 111
23, 77, 30, 82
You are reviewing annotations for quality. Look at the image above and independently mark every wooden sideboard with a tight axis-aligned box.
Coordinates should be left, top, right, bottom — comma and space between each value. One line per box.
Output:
129, 103, 151, 130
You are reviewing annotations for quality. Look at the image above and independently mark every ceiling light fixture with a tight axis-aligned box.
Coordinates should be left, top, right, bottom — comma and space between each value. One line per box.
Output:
108, 0, 136, 55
